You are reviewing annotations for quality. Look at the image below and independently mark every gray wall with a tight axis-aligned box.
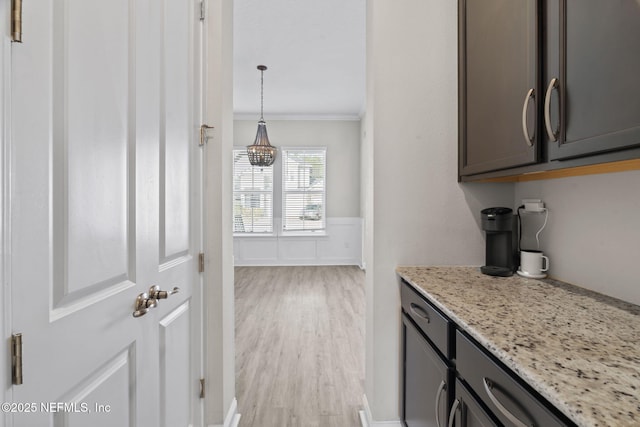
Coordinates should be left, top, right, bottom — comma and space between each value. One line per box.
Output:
234, 119, 361, 219
515, 171, 640, 305
363, 0, 514, 422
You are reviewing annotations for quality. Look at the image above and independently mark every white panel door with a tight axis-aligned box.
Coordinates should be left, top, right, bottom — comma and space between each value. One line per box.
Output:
9, 0, 202, 426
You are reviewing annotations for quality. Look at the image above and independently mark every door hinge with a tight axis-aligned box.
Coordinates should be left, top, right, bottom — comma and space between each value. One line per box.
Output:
200, 124, 213, 146
199, 1, 206, 21
198, 252, 205, 273
199, 378, 205, 398
11, 333, 23, 385
11, 0, 23, 43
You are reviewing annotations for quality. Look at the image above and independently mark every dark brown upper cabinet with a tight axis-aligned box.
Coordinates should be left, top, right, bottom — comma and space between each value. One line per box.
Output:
459, 0, 640, 179
545, 0, 640, 160
458, 0, 540, 176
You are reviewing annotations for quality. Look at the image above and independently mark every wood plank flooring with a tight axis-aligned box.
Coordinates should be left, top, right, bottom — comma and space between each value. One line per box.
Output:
235, 266, 365, 427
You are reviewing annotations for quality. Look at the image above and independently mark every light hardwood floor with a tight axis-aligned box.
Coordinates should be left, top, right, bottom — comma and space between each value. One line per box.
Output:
235, 266, 365, 427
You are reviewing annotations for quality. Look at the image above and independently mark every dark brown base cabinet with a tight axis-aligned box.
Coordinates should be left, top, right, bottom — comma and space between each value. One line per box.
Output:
401, 280, 575, 427
402, 315, 452, 427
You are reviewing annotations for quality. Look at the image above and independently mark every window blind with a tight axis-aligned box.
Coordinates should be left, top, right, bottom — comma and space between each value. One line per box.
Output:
232, 149, 273, 233
282, 148, 326, 232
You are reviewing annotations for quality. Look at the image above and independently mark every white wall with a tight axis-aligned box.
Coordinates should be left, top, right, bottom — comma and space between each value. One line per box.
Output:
234, 218, 362, 266
515, 170, 640, 305
363, 0, 514, 422
233, 120, 362, 266
234, 119, 361, 217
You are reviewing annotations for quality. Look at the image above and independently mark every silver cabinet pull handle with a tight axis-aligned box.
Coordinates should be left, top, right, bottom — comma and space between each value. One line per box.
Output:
409, 303, 430, 323
521, 88, 535, 146
483, 378, 534, 427
435, 380, 447, 427
447, 398, 460, 427
544, 78, 560, 142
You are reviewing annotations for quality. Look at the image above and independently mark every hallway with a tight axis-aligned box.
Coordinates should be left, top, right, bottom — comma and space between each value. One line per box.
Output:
235, 266, 365, 427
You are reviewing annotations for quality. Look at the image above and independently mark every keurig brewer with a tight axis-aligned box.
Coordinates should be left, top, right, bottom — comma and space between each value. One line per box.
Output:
480, 207, 518, 277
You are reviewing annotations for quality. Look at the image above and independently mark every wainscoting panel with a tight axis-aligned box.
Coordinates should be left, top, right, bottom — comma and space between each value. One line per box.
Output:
234, 217, 362, 266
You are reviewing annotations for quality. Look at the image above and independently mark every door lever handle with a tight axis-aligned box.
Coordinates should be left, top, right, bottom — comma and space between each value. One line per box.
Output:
132, 286, 180, 318
132, 292, 158, 318
148, 285, 180, 300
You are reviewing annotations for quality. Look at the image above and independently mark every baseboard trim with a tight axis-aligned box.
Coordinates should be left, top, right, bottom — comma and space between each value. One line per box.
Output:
208, 397, 241, 427
359, 410, 369, 427
224, 398, 241, 427
360, 394, 403, 427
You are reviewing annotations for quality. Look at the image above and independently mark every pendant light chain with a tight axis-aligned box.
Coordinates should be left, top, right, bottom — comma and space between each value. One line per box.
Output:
260, 67, 264, 121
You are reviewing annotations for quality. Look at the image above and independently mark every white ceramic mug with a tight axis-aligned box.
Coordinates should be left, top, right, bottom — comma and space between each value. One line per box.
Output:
520, 250, 549, 276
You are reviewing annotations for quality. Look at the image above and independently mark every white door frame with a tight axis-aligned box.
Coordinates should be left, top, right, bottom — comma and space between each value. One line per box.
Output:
1, 0, 12, 424
201, 0, 238, 426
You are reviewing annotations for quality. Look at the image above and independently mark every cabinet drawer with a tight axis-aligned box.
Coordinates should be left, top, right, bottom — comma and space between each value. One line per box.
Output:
401, 280, 451, 358
456, 331, 568, 427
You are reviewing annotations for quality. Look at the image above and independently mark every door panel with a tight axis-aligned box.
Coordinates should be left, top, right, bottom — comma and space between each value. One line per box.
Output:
161, 0, 191, 262
53, 349, 135, 427
10, 0, 201, 426
160, 303, 192, 427
402, 315, 451, 427
459, 0, 539, 175
54, 0, 132, 295
547, 0, 640, 159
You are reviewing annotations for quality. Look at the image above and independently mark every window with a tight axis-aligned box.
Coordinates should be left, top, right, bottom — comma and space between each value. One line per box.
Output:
233, 149, 273, 233
282, 148, 326, 232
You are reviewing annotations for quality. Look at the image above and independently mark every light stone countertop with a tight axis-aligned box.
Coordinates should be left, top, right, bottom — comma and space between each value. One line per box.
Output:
396, 266, 640, 427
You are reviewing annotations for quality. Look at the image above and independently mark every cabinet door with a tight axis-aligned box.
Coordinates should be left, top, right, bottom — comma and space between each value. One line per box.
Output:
402, 316, 451, 427
459, 0, 539, 176
449, 380, 500, 427
545, 0, 640, 160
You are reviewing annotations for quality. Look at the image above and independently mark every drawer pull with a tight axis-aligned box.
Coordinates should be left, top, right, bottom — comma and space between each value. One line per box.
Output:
483, 378, 534, 427
447, 398, 460, 427
435, 380, 447, 427
409, 303, 430, 323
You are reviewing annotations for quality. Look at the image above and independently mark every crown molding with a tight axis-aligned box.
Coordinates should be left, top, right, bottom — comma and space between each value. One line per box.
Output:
233, 113, 362, 121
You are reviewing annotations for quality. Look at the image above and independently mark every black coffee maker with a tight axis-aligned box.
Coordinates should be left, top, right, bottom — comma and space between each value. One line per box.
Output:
480, 207, 518, 277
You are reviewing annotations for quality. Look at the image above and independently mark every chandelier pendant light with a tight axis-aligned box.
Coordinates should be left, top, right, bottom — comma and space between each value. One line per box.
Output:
247, 65, 277, 166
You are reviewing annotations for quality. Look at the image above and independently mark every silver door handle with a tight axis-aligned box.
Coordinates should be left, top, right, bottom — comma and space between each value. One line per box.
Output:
521, 88, 536, 146
544, 78, 560, 142
148, 285, 180, 300
133, 286, 179, 317
483, 377, 534, 427
435, 380, 447, 427
132, 292, 158, 318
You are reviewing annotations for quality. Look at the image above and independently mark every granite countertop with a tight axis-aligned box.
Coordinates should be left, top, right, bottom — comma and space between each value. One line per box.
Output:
396, 266, 640, 427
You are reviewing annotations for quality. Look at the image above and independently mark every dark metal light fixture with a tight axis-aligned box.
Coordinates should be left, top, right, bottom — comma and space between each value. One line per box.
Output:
247, 65, 277, 166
